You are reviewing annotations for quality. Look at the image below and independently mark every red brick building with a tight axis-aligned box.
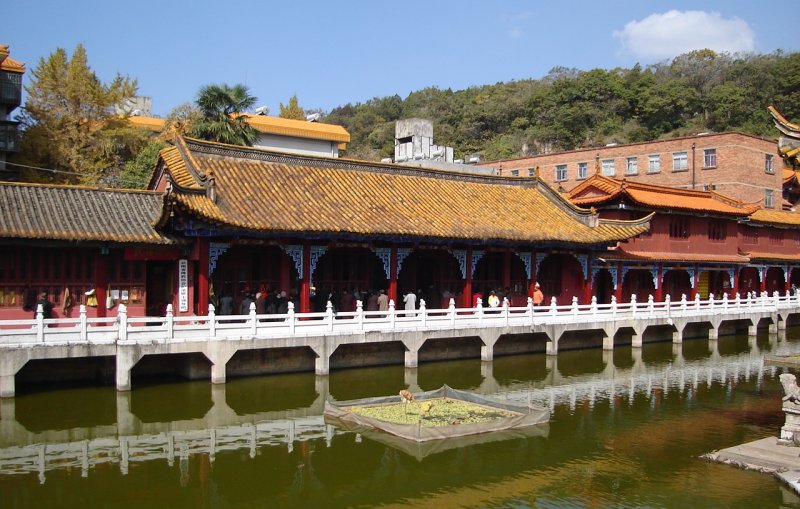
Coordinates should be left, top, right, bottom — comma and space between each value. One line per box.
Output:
487, 132, 784, 209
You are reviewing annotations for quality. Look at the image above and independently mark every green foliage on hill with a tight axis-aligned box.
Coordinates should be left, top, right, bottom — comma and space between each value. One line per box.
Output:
324, 50, 800, 162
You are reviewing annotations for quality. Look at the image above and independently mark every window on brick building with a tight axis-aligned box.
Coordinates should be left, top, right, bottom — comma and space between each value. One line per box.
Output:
510, 169, 519, 176
769, 229, 784, 246
669, 216, 689, 239
765, 189, 774, 208
703, 148, 717, 168
648, 154, 660, 173
555, 164, 567, 181
765, 154, 774, 174
527, 168, 535, 177
742, 226, 758, 244
625, 157, 638, 175
707, 220, 727, 241
672, 152, 688, 171
601, 159, 615, 176
578, 162, 588, 179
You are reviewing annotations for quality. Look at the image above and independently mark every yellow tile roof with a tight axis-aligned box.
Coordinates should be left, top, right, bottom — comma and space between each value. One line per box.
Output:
750, 208, 800, 227
126, 114, 350, 145
158, 137, 649, 245
570, 174, 758, 216
0, 55, 24, 73
236, 114, 350, 143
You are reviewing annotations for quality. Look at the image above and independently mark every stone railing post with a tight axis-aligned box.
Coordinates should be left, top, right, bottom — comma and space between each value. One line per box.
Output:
355, 300, 363, 331
388, 299, 396, 329
590, 296, 597, 317
734, 292, 741, 309
165, 304, 173, 339
208, 303, 216, 338
571, 296, 578, 318
527, 297, 534, 324
118, 304, 129, 342
477, 298, 484, 325
449, 298, 456, 326
249, 302, 257, 336
708, 294, 715, 311
680, 294, 687, 311
722, 293, 728, 311
503, 297, 510, 326
420, 299, 427, 327
326, 301, 334, 332
665, 294, 671, 319
647, 294, 654, 318
773, 291, 780, 310
550, 296, 558, 317
288, 301, 296, 335
35, 304, 44, 343
631, 294, 637, 318
694, 293, 701, 310
610, 295, 617, 319
79, 305, 88, 342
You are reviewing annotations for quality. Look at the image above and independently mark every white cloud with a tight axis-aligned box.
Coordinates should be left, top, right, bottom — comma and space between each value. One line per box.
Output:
613, 10, 755, 60
509, 27, 524, 39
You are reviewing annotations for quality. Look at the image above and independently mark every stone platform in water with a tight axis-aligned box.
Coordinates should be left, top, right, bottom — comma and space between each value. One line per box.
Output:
705, 437, 800, 495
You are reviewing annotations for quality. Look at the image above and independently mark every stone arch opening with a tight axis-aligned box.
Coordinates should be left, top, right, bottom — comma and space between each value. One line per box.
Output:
621, 269, 655, 302
538, 254, 585, 305
738, 266, 760, 295
766, 266, 786, 294
593, 268, 614, 304
663, 269, 691, 300
211, 245, 300, 313
473, 252, 529, 306
399, 249, 463, 309
311, 247, 388, 312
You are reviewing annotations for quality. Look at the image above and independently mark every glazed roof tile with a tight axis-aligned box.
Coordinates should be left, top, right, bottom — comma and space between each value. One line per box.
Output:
0, 44, 24, 73
0, 182, 178, 245
749, 208, 800, 227
569, 174, 757, 216
124, 115, 350, 143
158, 137, 649, 245
606, 249, 750, 264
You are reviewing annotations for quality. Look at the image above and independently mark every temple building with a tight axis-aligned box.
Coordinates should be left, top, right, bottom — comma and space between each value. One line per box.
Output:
568, 174, 800, 303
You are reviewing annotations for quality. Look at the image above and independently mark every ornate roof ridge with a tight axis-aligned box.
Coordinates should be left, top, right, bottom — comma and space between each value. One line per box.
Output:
0, 180, 163, 195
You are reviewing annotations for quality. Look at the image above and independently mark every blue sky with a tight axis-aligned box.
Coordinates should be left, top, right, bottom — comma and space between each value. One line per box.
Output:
6, 1, 798, 117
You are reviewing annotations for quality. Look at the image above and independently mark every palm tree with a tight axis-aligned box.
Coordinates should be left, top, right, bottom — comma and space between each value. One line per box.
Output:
191, 83, 258, 146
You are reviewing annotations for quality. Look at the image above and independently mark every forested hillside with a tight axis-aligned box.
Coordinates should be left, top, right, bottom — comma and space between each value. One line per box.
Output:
323, 50, 800, 162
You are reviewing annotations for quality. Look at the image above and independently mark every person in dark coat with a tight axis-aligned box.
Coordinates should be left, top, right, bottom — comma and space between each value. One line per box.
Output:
34, 292, 54, 319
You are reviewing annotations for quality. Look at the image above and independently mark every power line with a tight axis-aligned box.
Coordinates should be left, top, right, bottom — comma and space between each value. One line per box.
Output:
3, 161, 145, 187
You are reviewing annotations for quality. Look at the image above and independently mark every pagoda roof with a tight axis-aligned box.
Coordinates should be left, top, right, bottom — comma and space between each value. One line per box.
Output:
154, 137, 650, 246
749, 208, 800, 227
0, 44, 24, 73
0, 182, 178, 245
604, 248, 750, 264
569, 174, 758, 217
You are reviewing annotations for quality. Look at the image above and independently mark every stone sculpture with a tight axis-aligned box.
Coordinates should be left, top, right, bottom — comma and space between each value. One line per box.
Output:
779, 373, 800, 443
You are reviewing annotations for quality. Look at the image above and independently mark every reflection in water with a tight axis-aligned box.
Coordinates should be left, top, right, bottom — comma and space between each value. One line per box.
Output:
1, 332, 800, 508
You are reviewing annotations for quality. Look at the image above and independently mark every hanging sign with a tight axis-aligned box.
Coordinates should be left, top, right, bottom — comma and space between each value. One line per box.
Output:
178, 259, 189, 312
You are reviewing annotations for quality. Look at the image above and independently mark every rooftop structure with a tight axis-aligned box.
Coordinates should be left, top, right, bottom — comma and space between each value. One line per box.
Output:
0, 44, 24, 180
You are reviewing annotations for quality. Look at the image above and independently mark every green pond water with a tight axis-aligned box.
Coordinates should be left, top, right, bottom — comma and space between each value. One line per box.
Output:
2, 333, 800, 509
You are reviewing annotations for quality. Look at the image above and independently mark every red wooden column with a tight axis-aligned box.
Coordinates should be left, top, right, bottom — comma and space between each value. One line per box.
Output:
759, 266, 767, 294
502, 251, 511, 292
583, 255, 593, 304
785, 267, 792, 294
388, 245, 398, 303
732, 267, 740, 298
197, 238, 210, 315
614, 262, 623, 302
527, 249, 537, 299
95, 251, 108, 318
462, 248, 473, 308
300, 242, 311, 313
655, 264, 664, 301
280, 253, 291, 294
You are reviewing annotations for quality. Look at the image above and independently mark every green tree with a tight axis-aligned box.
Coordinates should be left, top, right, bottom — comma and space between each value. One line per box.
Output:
15, 44, 139, 185
191, 84, 258, 145
117, 140, 167, 188
279, 95, 306, 120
